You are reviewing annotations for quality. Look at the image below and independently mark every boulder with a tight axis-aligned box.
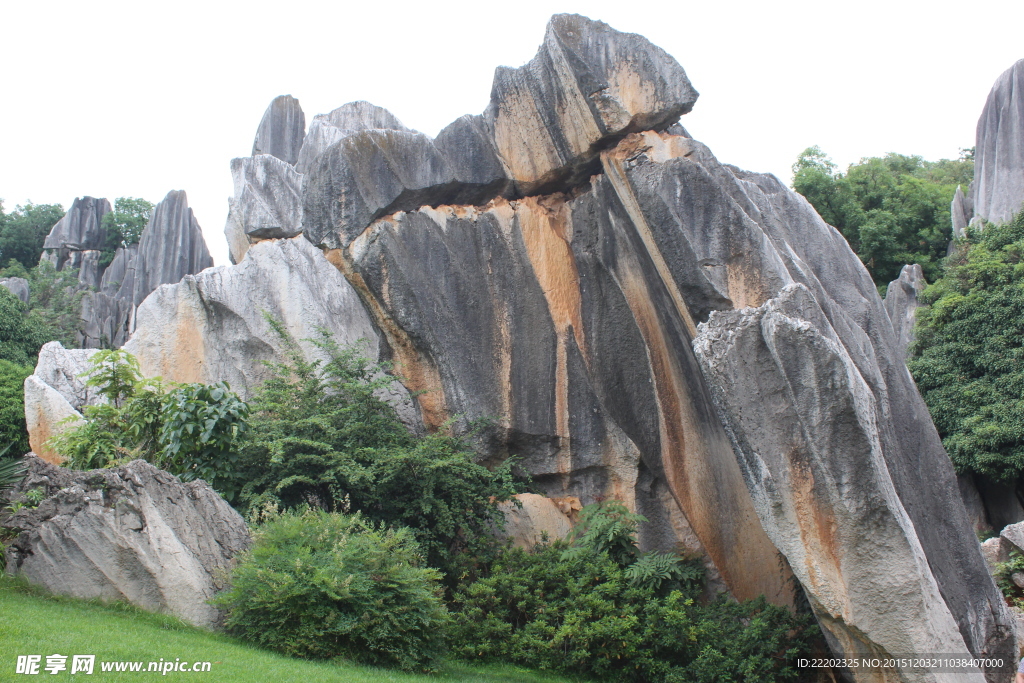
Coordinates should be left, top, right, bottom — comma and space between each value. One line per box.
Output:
484, 14, 698, 196
23, 342, 99, 463
1001, 520, 1024, 555
498, 493, 575, 548
41, 196, 111, 261
223, 154, 303, 264
0, 277, 29, 304
22, 376, 82, 464
972, 59, 1024, 226
1, 456, 250, 628
980, 536, 1011, 572
31, 341, 99, 410
883, 263, 926, 357
251, 95, 305, 165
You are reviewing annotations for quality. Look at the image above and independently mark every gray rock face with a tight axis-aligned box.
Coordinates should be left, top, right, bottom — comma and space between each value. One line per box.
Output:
130, 190, 213, 311
42, 196, 111, 260
0, 277, 29, 304
302, 14, 698, 251
973, 59, 1024, 226
223, 155, 303, 264
77, 250, 103, 289
294, 101, 410, 174
2, 456, 250, 628
883, 263, 926, 357
251, 95, 305, 165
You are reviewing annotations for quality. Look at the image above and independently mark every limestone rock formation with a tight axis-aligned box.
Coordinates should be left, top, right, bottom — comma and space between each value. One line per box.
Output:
41, 196, 111, 265
122, 236, 415, 424
1, 456, 250, 628
251, 95, 305, 165
294, 101, 410, 174
295, 15, 1013, 678
973, 59, 1024, 226
883, 263, 926, 357
28, 13, 1011, 677
77, 190, 212, 347
224, 155, 303, 264
952, 185, 972, 238
23, 342, 98, 463
0, 276, 29, 304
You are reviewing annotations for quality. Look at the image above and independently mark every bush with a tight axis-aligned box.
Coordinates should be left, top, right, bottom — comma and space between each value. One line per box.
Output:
0, 360, 31, 455
0, 287, 48, 366
235, 325, 519, 581
450, 502, 815, 682
48, 350, 249, 496
213, 507, 449, 672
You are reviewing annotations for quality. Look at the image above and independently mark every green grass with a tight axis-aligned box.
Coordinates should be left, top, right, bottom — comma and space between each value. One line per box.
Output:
0, 577, 578, 682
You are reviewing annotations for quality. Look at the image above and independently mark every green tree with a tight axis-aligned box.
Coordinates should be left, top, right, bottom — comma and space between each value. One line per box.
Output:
100, 197, 153, 267
792, 147, 972, 286
910, 208, 1024, 485
0, 359, 32, 455
0, 201, 65, 271
0, 287, 48, 366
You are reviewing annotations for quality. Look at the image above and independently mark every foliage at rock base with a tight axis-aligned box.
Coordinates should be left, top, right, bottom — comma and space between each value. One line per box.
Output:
213, 507, 449, 672
450, 502, 816, 682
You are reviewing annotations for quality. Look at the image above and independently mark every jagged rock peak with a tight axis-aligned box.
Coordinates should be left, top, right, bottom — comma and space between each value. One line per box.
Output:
41, 196, 111, 257
883, 263, 927, 357
294, 101, 410, 174
130, 190, 212, 311
485, 13, 698, 194
251, 95, 305, 165
951, 184, 972, 238
972, 59, 1024, 226
301, 14, 699, 251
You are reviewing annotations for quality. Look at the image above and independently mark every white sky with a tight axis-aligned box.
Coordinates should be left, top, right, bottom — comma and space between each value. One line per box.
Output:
2, 0, 1022, 266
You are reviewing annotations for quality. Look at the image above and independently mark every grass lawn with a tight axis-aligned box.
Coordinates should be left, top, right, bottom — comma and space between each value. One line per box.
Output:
0, 577, 579, 682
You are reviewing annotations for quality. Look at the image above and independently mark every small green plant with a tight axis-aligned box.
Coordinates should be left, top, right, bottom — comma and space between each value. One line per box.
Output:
213, 507, 450, 672
22, 488, 44, 507
48, 350, 249, 497
993, 549, 1024, 606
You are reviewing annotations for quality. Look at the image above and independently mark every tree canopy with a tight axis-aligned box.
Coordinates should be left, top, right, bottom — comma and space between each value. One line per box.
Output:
100, 197, 153, 267
909, 208, 1024, 484
792, 147, 973, 286
0, 201, 65, 271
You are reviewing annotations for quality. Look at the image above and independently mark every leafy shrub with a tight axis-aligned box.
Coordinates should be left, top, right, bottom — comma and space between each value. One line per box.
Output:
993, 548, 1024, 606
450, 502, 815, 682
235, 325, 519, 580
0, 258, 85, 355
213, 507, 449, 672
0, 360, 31, 455
910, 208, 1024, 483
48, 350, 248, 495
99, 197, 153, 268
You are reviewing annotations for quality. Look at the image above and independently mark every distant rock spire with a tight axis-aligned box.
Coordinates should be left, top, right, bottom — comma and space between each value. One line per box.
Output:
251, 95, 306, 166
972, 59, 1024, 226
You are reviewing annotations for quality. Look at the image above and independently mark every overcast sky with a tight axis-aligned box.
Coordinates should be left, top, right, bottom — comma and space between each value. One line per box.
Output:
2, 0, 1022, 266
